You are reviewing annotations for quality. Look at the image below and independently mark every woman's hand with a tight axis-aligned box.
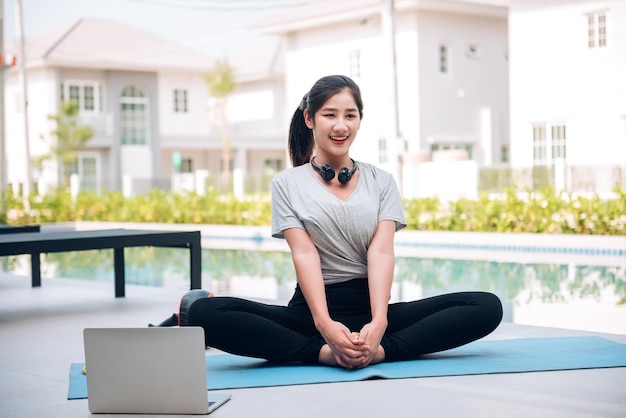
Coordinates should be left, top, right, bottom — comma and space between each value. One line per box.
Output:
355, 320, 387, 367
317, 319, 372, 369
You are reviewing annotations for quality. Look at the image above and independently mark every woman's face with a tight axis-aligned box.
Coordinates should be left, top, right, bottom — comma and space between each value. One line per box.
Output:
304, 89, 361, 161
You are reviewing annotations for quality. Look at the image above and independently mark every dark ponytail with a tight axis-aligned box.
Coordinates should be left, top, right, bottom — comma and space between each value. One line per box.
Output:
288, 75, 364, 167
288, 95, 314, 167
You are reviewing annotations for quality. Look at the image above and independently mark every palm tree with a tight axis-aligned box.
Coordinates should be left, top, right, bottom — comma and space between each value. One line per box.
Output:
205, 60, 237, 192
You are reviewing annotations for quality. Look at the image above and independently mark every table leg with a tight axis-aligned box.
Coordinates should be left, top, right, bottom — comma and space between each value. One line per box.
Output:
114, 248, 125, 297
190, 240, 201, 290
31, 252, 41, 287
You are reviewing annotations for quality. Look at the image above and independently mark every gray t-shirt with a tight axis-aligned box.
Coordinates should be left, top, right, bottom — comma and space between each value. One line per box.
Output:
271, 161, 406, 285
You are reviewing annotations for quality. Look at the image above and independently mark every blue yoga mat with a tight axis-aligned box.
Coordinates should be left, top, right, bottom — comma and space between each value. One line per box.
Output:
68, 336, 626, 399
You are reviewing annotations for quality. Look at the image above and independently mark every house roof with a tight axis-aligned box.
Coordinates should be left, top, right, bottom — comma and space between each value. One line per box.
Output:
228, 36, 286, 82
11, 18, 215, 73
254, 0, 509, 34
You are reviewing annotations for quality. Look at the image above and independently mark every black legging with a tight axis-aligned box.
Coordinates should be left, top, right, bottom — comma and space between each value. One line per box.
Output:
188, 278, 503, 364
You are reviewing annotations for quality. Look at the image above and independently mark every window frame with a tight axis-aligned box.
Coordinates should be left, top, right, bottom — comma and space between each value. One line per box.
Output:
586, 10, 608, 49
60, 80, 102, 113
532, 122, 567, 166
349, 49, 361, 79
438, 44, 449, 75
551, 124, 567, 160
120, 86, 149, 146
68, 152, 101, 193
532, 123, 548, 166
173, 88, 189, 113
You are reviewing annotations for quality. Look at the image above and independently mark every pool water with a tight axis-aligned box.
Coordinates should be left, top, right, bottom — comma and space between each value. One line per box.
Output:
5, 246, 625, 335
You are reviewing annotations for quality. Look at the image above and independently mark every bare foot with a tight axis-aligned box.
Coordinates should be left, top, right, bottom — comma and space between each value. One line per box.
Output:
318, 344, 338, 366
370, 345, 385, 365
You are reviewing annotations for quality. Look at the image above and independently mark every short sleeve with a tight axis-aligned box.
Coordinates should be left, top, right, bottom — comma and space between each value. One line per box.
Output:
270, 173, 305, 239
377, 172, 407, 232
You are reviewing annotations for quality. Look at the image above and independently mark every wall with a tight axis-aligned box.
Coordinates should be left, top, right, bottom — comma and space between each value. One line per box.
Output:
417, 9, 509, 165
157, 71, 211, 146
509, 0, 626, 167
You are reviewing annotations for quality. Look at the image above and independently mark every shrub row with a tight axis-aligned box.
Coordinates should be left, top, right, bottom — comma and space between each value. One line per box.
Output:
1, 187, 625, 235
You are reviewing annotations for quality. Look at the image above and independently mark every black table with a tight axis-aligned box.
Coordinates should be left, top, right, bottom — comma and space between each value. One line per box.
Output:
0, 224, 41, 234
0, 229, 202, 297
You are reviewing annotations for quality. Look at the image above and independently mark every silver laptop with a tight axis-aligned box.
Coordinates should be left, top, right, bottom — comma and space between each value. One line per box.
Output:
83, 327, 231, 414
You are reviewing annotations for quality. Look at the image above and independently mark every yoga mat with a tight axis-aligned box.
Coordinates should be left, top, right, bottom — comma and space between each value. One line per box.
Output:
68, 336, 626, 399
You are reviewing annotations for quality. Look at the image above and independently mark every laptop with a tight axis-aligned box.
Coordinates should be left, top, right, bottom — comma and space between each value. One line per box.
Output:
83, 327, 231, 414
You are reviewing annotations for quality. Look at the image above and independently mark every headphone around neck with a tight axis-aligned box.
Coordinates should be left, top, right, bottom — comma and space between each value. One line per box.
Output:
310, 157, 358, 184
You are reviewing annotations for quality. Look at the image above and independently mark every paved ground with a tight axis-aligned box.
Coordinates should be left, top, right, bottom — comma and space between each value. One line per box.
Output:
1, 273, 625, 418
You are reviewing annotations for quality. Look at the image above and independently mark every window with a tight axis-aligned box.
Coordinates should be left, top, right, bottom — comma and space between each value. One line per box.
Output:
60, 81, 102, 112
439, 45, 448, 74
120, 86, 148, 145
181, 158, 193, 173
551, 125, 566, 159
587, 11, 607, 48
67, 154, 99, 192
349, 50, 361, 79
532, 124, 547, 166
532, 122, 567, 166
598, 14, 607, 47
173, 89, 188, 113
84, 86, 95, 111
79, 156, 98, 192
500, 145, 509, 163
430, 143, 473, 159
69, 85, 80, 103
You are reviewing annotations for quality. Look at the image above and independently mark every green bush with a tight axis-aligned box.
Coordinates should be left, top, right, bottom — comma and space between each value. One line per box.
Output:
1, 187, 624, 235
401, 187, 625, 235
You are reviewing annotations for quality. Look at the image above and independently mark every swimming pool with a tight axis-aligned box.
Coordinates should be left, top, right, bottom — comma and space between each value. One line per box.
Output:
11, 233, 623, 336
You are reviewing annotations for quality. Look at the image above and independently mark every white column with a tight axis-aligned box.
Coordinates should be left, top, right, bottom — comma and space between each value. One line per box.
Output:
70, 173, 80, 199
195, 170, 208, 196
233, 148, 246, 200
122, 175, 132, 198
381, 0, 401, 183
554, 158, 565, 194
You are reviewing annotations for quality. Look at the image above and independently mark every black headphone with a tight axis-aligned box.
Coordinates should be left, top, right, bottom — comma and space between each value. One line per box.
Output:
311, 157, 358, 184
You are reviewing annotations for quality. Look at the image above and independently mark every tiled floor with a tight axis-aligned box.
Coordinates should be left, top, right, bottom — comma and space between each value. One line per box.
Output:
1, 272, 625, 418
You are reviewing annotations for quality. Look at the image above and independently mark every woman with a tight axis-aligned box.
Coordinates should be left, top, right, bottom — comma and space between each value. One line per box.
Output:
186, 74, 503, 369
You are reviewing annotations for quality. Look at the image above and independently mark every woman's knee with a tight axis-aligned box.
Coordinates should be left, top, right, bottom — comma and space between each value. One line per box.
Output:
187, 296, 226, 326
476, 292, 503, 328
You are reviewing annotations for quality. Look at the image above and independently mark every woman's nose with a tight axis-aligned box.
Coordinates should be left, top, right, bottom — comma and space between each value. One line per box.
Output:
334, 118, 348, 130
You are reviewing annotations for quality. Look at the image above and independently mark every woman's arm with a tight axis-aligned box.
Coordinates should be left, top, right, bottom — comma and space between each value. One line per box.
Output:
283, 227, 368, 367
357, 220, 397, 366
283, 227, 329, 324
367, 220, 397, 324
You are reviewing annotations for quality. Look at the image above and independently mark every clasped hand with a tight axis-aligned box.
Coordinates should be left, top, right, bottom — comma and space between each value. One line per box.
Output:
319, 320, 385, 369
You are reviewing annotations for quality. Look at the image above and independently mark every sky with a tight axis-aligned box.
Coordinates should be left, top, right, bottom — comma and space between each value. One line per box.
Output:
2, 0, 305, 58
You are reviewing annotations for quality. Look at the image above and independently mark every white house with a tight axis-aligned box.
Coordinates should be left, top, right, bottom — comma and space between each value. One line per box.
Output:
255, 0, 510, 198
508, 0, 626, 195
2, 18, 287, 197
6, 1, 621, 201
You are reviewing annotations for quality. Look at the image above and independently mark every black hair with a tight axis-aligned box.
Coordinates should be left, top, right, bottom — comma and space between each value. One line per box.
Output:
288, 75, 364, 167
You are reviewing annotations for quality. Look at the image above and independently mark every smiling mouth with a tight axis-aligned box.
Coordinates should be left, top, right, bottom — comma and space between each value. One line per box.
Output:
330, 136, 348, 142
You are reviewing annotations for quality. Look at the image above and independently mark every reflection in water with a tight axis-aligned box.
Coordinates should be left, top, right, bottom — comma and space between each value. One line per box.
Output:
395, 258, 625, 305
16, 247, 626, 334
